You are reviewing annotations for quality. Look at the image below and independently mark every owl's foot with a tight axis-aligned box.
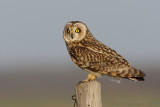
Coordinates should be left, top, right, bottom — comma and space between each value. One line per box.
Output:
78, 74, 96, 84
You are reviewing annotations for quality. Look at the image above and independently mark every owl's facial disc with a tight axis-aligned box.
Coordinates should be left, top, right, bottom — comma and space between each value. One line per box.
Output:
63, 22, 87, 42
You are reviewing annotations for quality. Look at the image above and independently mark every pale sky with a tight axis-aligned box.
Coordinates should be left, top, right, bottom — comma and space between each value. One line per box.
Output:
0, 0, 160, 67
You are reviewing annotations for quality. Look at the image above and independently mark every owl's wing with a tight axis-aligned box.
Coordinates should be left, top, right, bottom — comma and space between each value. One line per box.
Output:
69, 45, 145, 80
69, 45, 128, 73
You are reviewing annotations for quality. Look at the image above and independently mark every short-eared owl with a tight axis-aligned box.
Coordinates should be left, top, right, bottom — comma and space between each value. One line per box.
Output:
63, 21, 145, 82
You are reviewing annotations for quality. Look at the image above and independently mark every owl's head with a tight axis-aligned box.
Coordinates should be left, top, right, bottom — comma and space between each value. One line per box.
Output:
63, 21, 88, 43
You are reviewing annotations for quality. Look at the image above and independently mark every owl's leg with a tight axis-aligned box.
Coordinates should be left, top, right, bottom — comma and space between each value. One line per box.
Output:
87, 73, 96, 81
79, 74, 96, 83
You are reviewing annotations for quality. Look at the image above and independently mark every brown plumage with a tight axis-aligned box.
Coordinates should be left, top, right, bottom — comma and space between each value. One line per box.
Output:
63, 21, 145, 82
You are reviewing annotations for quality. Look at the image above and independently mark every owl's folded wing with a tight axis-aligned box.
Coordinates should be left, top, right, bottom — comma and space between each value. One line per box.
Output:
69, 46, 145, 81
69, 46, 129, 73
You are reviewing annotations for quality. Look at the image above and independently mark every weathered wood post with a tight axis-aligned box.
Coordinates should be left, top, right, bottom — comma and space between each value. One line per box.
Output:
75, 80, 102, 107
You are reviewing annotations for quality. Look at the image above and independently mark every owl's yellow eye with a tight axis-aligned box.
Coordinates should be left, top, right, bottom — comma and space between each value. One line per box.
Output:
75, 28, 80, 33
67, 29, 70, 33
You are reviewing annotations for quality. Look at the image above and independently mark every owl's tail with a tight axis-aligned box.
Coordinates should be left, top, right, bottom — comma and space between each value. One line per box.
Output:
126, 67, 145, 81
105, 67, 145, 81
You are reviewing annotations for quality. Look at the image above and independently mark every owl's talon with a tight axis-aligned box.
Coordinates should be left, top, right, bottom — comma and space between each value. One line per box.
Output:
78, 79, 89, 84
78, 80, 86, 84
78, 81, 83, 84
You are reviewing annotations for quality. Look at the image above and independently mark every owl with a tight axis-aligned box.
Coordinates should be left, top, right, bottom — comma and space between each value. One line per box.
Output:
63, 21, 145, 82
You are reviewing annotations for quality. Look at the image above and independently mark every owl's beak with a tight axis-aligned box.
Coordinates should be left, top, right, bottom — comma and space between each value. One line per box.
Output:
70, 34, 73, 39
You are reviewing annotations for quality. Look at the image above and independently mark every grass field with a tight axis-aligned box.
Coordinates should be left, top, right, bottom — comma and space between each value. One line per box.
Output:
0, 92, 159, 107
0, 66, 159, 107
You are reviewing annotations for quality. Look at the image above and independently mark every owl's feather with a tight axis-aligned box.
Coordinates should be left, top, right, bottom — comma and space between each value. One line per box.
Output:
64, 21, 145, 81
66, 30, 145, 81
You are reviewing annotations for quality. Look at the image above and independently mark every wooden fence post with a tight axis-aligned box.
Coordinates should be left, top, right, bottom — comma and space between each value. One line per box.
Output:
75, 80, 102, 107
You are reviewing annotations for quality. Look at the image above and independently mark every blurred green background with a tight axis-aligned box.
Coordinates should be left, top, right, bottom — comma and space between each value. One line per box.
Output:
0, 0, 160, 107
